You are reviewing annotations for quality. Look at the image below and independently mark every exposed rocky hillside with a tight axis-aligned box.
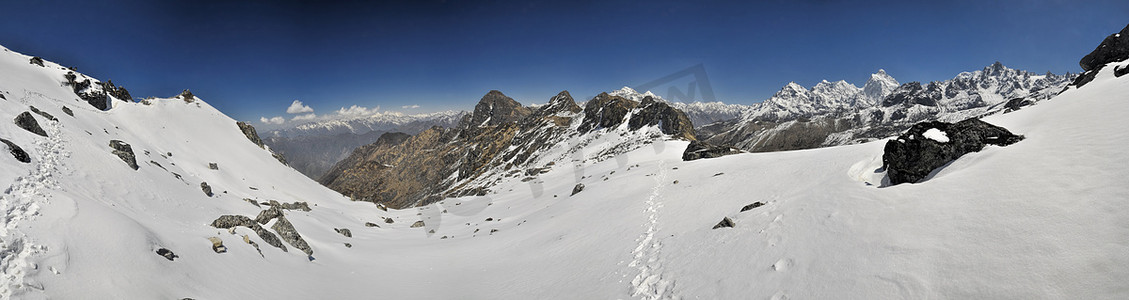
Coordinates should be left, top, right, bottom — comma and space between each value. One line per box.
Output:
263, 110, 464, 179
320, 90, 696, 208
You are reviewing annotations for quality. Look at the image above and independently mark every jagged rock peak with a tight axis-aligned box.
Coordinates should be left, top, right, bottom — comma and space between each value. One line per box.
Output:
1080, 23, 1129, 71
535, 90, 581, 115
462, 90, 532, 127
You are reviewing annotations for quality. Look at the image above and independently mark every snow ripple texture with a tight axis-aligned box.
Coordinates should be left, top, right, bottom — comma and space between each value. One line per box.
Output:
628, 161, 677, 300
1, 117, 66, 297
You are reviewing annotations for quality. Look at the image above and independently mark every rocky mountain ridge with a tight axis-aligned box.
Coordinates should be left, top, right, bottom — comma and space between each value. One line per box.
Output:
320, 90, 696, 208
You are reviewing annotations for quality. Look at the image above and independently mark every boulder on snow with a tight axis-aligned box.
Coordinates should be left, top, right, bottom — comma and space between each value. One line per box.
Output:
364, 222, 380, 228
208, 162, 218, 170
571, 183, 585, 196
179, 89, 196, 103
29, 56, 44, 67
269, 200, 312, 212
682, 140, 742, 161
15, 112, 47, 137
156, 248, 178, 261
882, 118, 1024, 185
210, 215, 289, 252
1075, 23, 1129, 87
712, 217, 735, 229
29, 106, 57, 122
109, 140, 139, 170
1, 138, 30, 163
255, 206, 283, 224
61, 106, 73, 117
272, 216, 313, 256
200, 182, 213, 197
740, 202, 765, 212
236, 121, 265, 148
410, 220, 425, 228
335, 228, 352, 238
208, 237, 227, 253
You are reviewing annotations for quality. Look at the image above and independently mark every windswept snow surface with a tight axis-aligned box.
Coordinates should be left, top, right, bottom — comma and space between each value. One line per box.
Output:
1, 44, 1128, 299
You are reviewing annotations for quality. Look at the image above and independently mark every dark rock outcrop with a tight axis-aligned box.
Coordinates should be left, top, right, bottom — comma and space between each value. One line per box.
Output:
200, 182, 213, 197
99, 80, 132, 101
156, 248, 177, 261
627, 96, 696, 140
210, 215, 288, 252
578, 93, 638, 133
208, 162, 218, 170
29, 56, 44, 67
410, 221, 425, 228
179, 89, 196, 103
1080, 23, 1129, 71
571, 183, 584, 196
460, 90, 532, 128
109, 140, 139, 170
1, 138, 30, 163
712, 217, 735, 229
740, 202, 765, 212
882, 118, 1024, 185
682, 140, 742, 161
61, 106, 73, 117
335, 228, 352, 238
272, 216, 313, 256
236, 121, 265, 148
29, 106, 57, 122
14, 112, 47, 137
1075, 23, 1129, 87
255, 206, 283, 224
882, 82, 941, 107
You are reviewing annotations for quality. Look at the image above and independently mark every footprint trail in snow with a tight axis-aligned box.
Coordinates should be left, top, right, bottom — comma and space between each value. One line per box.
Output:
627, 161, 677, 300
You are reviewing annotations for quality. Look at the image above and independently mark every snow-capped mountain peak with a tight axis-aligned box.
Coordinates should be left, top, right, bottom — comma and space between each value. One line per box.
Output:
862, 69, 900, 104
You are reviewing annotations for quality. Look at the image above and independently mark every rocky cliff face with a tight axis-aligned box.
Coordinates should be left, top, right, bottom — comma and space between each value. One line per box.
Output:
320, 90, 696, 209
1075, 23, 1129, 87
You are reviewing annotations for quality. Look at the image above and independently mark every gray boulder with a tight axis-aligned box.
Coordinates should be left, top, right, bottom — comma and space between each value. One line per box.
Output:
210, 215, 288, 252
15, 112, 47, 137
682, 140, 741, 161
156, 248, 177, 261
272, 216, 313, 255
200, 182, 213, 197
571, 183, 584, 196
109, 140, 139, 170
882, 118, 1023, 185
712, 217, 734, 229
335, 228, 352, 238
61, 106, 73, 117
29, 106, 57, 122
1, 138, 30, 163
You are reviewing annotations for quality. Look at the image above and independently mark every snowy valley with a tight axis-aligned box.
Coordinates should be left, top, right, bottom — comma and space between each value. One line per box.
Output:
0, 22, 1127, 300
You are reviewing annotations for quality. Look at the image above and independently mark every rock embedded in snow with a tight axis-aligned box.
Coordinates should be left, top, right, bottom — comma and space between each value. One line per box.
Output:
109, 140, 139, 170
236, 121, 265, 148
334, 228, 352, 238
364, 222, 379, 228
29, 56, 44, 67
209, 215, 288, 252
61, 106, 73, 117
571, 183, 584, 196
1080, 23, 1129, 72
14, 111, 47, 136
712, 217, 735, 229
200, 182, 213, 197
208, 162, 218, 170
1, 138, 30, 163
29, 106, 57, 122
883, 118, 1024, 185
410, 221, 425, 228
682, 140, 742, 161
271, 216, 313, 256
155, 248, 178, 261
208, 237, 227, 253
740, 202, 765, 212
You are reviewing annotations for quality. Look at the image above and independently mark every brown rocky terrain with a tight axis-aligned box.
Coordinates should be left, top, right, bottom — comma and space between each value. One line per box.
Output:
319, 90, 696, 209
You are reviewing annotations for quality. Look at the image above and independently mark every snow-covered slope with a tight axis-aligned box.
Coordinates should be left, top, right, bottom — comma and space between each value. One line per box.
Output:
3, 41, 1128, 300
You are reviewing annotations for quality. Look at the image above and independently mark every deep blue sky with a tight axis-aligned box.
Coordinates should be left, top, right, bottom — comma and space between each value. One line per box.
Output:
1, 0, 1126, 126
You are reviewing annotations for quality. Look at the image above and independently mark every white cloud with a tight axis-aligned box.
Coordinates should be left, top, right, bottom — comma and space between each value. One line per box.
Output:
336, 105, 379, 116
401, 104, 420, 109
260, 116, 285, 125
286, 100, 314, 114
292, 113, 317, 121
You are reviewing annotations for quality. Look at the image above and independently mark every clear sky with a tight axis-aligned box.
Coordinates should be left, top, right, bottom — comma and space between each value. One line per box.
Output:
0, 0, 1126, 127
